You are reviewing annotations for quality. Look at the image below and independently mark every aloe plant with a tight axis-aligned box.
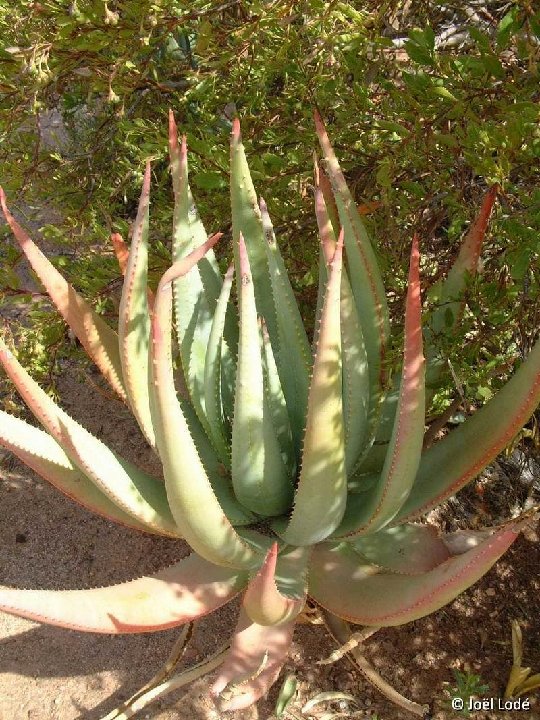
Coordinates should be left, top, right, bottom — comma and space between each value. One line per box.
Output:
0, 110, 539, 717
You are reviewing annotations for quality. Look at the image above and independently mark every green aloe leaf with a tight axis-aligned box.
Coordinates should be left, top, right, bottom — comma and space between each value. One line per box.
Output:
0, 337, 179, 537
260, 318, 295, 474
314, 162, 369, 473
314, 111, 390, 421
169, 112, 233, 439
259, 197, 311, 458
203, 263, 235, 465
361, 186, 499, 470
0, 410, 154, 534
0, 187, 126, 401
118, 161, 155, 448
349, 523, 450, 575
428, 185, 498, 339
335, 236, 425, 537
179, 396, 256, 526
0, 553, 247, 633
310, 523, 519, 626
277, 233, 346, 545
111, 231, 155, 308
231, 233, 293, 516
150, 234, 261, 569
230, 119, 278, 345
397, 335, 540, 522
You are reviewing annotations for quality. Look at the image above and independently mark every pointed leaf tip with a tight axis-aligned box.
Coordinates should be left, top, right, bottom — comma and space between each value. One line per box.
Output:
232, 117, 241, 143
0, 189, 126, 400
143, 159, 151, 186
160, 232, 222, 288
111, 233, 129, 275
168, 108, 177, 139
313, 108, 325, 137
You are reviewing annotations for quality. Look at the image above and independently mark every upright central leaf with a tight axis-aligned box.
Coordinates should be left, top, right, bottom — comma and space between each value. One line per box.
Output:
169, 112, 232, 459
277, 233, 347, 545
314, 111, 390, 423
231, 234, 293, 516
335, 236, 425, 537
150, 236, 260, 570
230, 122, 310, 461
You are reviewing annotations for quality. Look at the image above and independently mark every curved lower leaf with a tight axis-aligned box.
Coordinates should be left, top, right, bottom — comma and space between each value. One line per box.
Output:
349, 523, 450, 575
0, 553, 247, 633
309, 523, 519, 626
397, 336, 540, 522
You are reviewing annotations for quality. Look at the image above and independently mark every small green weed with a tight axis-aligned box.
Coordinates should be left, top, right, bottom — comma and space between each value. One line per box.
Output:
444, 669, 490, 717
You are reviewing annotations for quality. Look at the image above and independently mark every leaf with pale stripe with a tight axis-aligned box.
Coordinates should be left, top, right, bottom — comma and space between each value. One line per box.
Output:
118, 161, 155, 448
259, 197, 311, 458
230, 120, 279, 364
315, 164, 369, 473
277, 233, 346, 545
168, 111, 225, 429
314, 110, 390, 416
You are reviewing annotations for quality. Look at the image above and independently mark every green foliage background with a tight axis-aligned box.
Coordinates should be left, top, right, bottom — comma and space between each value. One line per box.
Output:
0, 0, 539, 429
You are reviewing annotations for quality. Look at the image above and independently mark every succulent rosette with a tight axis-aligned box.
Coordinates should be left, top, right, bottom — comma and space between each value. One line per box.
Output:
0, 111, 538, 714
